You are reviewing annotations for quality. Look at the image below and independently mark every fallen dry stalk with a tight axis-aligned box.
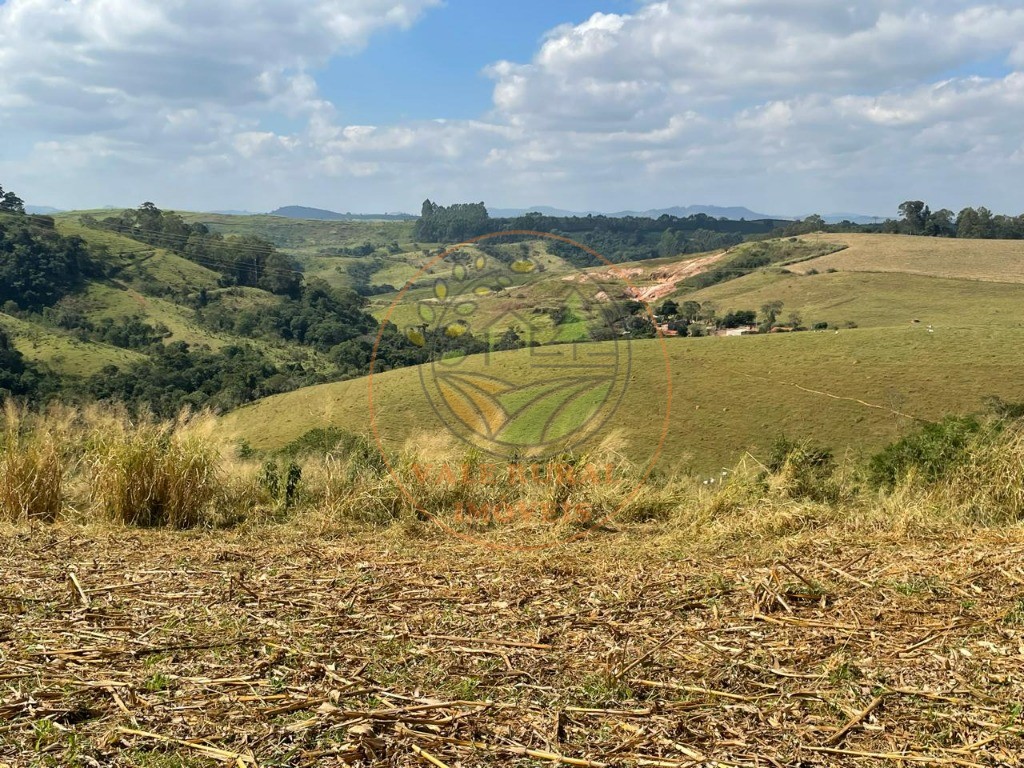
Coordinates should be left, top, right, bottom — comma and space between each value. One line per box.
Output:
116, 727, 258, 765
0, 525, 1022, 766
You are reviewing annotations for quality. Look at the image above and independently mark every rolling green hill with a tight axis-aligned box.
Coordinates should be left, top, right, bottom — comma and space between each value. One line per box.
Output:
795, 232, 1024, 283
175, 212, 421, 290
0, 311, 145, 376
687, 269, 1024, 330
1, 209, 350, 409
53, 216, 224, 291
8, 204, 1024, 469
1, 212, 292, 378
679, 233, 1024, 331
221, 231, 1024, 472
221, 325, 1024, 473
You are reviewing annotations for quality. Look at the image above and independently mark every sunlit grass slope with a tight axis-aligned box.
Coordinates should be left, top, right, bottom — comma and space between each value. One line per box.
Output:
794, 233, 1024, 283
689, 270, 1024, 330
53, 216, 222, 291
0, 312, 145, 376
222, 326, 1024, 472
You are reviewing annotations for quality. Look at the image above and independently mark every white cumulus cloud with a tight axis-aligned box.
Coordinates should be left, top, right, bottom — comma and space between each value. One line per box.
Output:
2, 0, 1024, 214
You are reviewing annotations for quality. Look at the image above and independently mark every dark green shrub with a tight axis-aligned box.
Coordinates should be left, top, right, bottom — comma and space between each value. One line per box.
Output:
259, 459, 303, 509
868, 416, 983, 488
236, 440, 256, 459
260, 460, 280, 497
284, 462, 302, 508
281, 427, 385, 474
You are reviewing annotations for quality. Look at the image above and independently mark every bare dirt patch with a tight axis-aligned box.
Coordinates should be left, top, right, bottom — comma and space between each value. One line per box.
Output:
564, 252, 728, 304
1, 525, 1023, 766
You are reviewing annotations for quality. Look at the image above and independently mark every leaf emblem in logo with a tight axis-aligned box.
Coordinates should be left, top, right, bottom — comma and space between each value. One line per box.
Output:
436, 372, 614, 446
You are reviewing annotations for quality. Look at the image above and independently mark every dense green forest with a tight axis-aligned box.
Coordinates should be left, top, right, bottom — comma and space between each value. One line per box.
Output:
415, 199, 786, 264
0, 213, 101, 311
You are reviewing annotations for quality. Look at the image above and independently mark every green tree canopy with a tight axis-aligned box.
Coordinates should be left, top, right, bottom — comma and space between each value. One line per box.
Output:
0, 183, 26, 214
0, 215, 97, 310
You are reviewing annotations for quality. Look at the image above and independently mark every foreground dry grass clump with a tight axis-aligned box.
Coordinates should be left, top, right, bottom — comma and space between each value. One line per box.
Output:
0, 523, 1022, 767
2, 403, 1024, 549
0, 402, 64, 523
88, 413, 221, 529
0, 405, 231, 528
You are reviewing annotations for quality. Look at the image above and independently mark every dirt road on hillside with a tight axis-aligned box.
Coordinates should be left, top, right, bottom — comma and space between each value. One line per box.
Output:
563, 250, 728, 302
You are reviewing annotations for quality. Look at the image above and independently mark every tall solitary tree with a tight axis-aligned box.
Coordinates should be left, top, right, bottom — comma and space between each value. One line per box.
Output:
0, 183, 26, 214
760, 300, 784, 329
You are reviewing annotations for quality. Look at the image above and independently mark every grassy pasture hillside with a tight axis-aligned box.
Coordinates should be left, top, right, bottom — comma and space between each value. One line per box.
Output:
688, 269, 1024, 330
53, 216, 223, 291
0, 311, 145, 375
8, 212, 335, 383
681, 232, 1024, 332
80, 282, 233, 349
794, 232, 1024, 282
175, 212, 422, 290
222, 325, 1024, 472
5, 214, 272, 376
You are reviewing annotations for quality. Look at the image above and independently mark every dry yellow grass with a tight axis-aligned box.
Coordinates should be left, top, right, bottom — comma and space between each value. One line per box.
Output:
0, 406, 253, 529
6, 400, 1024, 545
87, 412, 222, 529
794, 232, 1024, 283
0, 403, 64, 522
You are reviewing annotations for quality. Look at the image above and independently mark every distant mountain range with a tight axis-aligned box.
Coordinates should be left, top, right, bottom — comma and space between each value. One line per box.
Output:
269, 205, 416, 221
487, 204, 884, 224
22, 201, 885, 226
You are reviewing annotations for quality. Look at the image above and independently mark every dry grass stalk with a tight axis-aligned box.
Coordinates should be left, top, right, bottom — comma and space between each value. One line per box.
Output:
0, 402, 63, 522
88, 412, 221, 528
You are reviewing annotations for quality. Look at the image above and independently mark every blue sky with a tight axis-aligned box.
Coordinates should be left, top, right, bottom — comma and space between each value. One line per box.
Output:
319, 0, 633, 124
1, 1, 1023, 215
